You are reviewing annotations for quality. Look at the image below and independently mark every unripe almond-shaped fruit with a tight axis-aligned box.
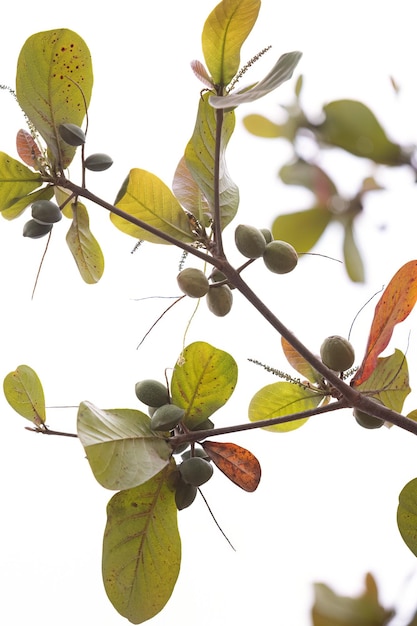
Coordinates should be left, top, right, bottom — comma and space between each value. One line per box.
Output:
31, 200, 62, 225
23, 219, 53, 239
263, 240, 298, 274
58, 123, 86, 146
181, 447, 210, 461
175, 479, 197, 510
260, 228, 273, 244
353, 399, 384, 429
320, 335, 355, 372
177, 268, 209, 298
135, 379, 169, 407
84, 153, 113, 171
179, 456, 214, 486
150, 403, 185, 431
235, 224, 267, 259
206, 285, 233, 317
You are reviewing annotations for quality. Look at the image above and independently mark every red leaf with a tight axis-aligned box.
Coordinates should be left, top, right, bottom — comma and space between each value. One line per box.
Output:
352, 260, 417, 386
16, 129, 42, 169
201, 441, 261, 492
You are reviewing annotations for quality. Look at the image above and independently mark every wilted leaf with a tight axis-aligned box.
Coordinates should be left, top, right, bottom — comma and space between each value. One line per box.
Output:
16, 29, 93, 170
77, 402, 172, 490
248, 381, 323, 432
272, 207, 331, 253
209, 51, 302, 108
171, 342, 238, 429
352, 261, 417, 386
112, 169, 194, 244
202, 440, 261, 491
66, 201, 104, 283
343, 220, 365, 283
103, 464, 181, 624
3, 365, 46, 426
202, 0, 261, 86
185, 92, 238, 230
281, 336, 321, 384
0, 152, 42, 212
398, 478, 417, 558
16, 129, 42, 170
1, 185, 54, 220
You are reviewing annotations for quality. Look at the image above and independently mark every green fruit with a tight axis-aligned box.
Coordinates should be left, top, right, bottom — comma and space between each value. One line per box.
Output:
207, 285, 233, 317
353, 399, 384, 429
31, 200, 62, 225
84, 153, 113, 171
209, 269, 227, 284
172, 442, 189, 455
23, 219, 53, 239
263, 240, 298, 274
150, 403, 185, 431
260, 228, 273, 244
58, 123, 86, 146
175, 478, 197, 510
135, 379, 169, 407
181, 447, 210, 461
234, 224, 267, 259
320, 335, 355, 372
179, 456, 214, 486
177, 268, 209, 298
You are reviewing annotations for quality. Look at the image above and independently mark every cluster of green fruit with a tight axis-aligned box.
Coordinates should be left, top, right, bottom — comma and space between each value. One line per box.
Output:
319, 334, 384, 429
59, 122, 113, 172
135, 379, 214, 509
177, 267, 233, 317
23, 199, 63, 239
234, 224, 298, 274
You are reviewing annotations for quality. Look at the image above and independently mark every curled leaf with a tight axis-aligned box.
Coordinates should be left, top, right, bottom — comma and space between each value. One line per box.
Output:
202, 440, 261, 491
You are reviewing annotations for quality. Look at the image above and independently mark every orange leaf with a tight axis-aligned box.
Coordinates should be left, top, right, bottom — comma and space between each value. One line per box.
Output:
281, 336, 321, 384
201, 441, 261, 492
352, 260, 417, 386
16, 129, 42, 170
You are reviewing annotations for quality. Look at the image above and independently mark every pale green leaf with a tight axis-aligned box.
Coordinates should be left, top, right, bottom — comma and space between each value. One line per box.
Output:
209, 51, 302, 108
248, 381, 323, 432
112, 169, 195, 244
272, 207, 331, 253
3, 365, 46, 426
0, 152, 42, 212
202, 0, 261, 86
103, 465, 181, 624
279, 159, 338, 201
243, 114, 285, 138
171, 342, 238, 428
185, 93, 238, 230
1, 185, 54, 220
65, 201, 104, 283
398, 478, 417, 558
172, 156, 211, 227
343, 220, 365, 283
77, 402, 172, 490
16, 29, 93, 170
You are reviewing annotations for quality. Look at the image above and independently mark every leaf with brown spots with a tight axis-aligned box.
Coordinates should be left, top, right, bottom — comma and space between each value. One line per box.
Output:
202, 441, 261, 492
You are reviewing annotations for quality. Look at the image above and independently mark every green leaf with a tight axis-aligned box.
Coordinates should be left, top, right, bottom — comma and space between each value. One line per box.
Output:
77, 402, 172, 490
171, 342, 238, 429
16, 29, 93, 170
3, 365, 46, 426
0, 152, 42, 212
243, 113, 286, 138
354, 349, 410, 415
202, 0, 261, 86
272, 207, 331, 253
185, 93, 239, 230
317, 100, 407, 166
172, 156, 211, 227
343, 220, 365, 282
65, 201, 104, 283
248, 381, 323, 432
112, 169, 195, 244
1, 185, 54, 220
279, 159, 338, 202
398, 478, 417, 558
209, 51, 302, 108
103, 465, 181, 624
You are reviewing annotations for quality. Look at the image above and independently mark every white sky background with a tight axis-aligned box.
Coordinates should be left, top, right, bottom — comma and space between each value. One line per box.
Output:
1, 1, 417, 625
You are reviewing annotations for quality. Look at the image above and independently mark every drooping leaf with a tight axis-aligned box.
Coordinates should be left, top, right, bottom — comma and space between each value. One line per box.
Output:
272, 207, 332, 253
352, 261, 417, 386
202, 0, 261, 86
243, 113, 285, 138
343, 219, 365, 283
16, 29, 93, 170
248, 381, 323, 432
202, 440, 261, 491
279, 159, 338, 204
77, 402, 172, 490
317, 99, 407, 166
171, 342, 238, 429
3, 365, 46, 426
354, 350, 410, 415
1, 185, 54, 220
65, 201, 104, 283
103, 464, 181, 624
172, 156, 211, 227
16, 129, 42, 170
398, 478, 417, 559
209, 51, 302, 108
0, 152, 42, 212
185, 92, 239, 230
281, 336, 321, 384
112, 169, 195, 244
